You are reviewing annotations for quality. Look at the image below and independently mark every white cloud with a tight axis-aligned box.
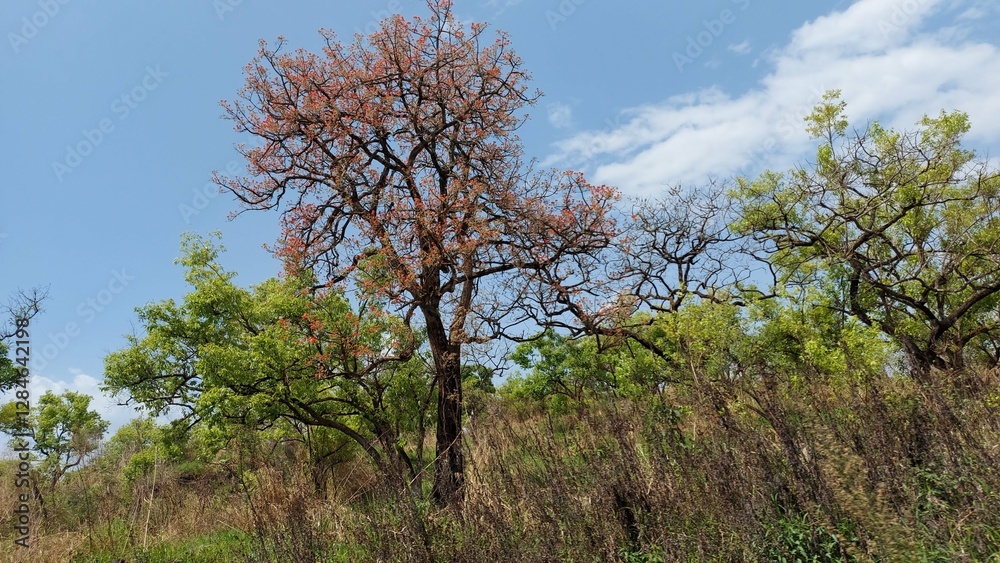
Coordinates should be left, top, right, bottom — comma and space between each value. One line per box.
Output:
787, 0, 943, 55
547, 102, 574, 129
28, 370, 144, 439
957, 0, 999, 20
484, 0, 525, 16
548, 0, 1000, 197
728, 40, 752, 55
0, 369, 173, 460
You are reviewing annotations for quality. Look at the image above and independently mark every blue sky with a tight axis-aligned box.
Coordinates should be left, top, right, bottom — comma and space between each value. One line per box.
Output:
2, 0, 999, 437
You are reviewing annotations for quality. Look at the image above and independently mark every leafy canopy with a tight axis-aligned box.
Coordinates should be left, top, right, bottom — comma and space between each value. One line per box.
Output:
736, 91, 1000, 373
103, 234, 432, 474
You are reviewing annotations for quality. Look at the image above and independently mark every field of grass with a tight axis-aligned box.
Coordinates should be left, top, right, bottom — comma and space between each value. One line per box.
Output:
2, 368, 1000, 561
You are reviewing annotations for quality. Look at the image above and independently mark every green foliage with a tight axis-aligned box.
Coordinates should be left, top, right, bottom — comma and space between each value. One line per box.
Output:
506, 326, 675, 405
742, 290, 893, 385
461, 363, 495, 394
764, 513, 859, 563
0, 399, 32, 436
505, 294, 892, 406
643, 300, 745, 384
99, 417, 178, 485
2, 390, 110, 489
736, 91, 1000, 373
103, 233, 433, 477
804, 89, 848, 140
0, 341, 17, 392
508, 330, 605, 401
618, 546, 666, 563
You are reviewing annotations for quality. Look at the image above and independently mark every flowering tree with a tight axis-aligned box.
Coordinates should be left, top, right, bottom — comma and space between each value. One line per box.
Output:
215, 2, 617, 505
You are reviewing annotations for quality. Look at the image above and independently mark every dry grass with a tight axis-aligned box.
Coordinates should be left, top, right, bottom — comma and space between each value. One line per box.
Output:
2, 368, 999, 561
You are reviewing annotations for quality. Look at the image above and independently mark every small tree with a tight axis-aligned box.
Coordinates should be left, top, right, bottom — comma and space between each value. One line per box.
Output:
215, 1, 616, 505
737, 91, 1000, 377
0, 391, 109, 491
0, 287, 47, 391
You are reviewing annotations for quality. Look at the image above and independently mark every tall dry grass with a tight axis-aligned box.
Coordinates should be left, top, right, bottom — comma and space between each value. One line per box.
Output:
1, 366, 999, 561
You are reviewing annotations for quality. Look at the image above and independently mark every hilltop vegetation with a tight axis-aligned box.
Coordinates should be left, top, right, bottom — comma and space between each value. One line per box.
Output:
3, 3, 1000, 561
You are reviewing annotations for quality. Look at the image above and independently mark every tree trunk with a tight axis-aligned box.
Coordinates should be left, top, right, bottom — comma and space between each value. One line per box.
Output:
423, 306, 465, 507
433, 350, 464, 506
31, 473, 47, 520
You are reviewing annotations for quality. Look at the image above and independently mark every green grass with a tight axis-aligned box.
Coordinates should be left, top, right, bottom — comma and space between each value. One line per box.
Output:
70, 529, 252, 563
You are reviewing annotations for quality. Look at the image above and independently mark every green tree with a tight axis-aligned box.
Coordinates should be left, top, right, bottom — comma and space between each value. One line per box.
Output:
736, 91, 1000, 377
506, 323, 685, 406
103, 234, 435, 491
509, 330, 618, 403
461, 363, 495, 395
0, 399, 32, 435
0, 343, 15, 391
97, 417, 180, 485
0, 391, 110, 491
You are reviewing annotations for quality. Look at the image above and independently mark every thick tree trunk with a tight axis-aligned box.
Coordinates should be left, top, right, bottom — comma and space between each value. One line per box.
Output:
432, 348, 464, 506
423, 306, 465, 507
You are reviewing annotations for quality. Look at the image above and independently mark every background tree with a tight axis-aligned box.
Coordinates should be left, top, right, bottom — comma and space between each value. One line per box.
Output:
517, 179, 766, 378
509, 329, 620, 404
0, 391, 110, 491
0, 399, 33, 436
0, 330, 16, 391
0, 287, 47, 391
214, 1, 617, 505
736, 91, 1000, 378
623, 183, 759, 312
